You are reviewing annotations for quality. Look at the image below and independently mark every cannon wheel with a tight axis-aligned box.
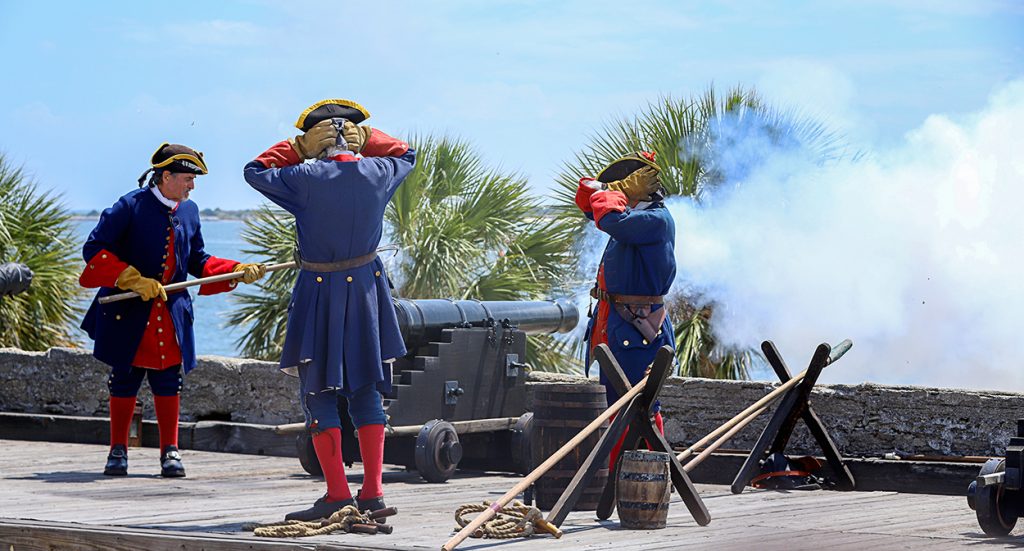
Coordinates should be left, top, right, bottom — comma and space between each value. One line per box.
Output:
296, 431, 323, 477
415, 420, 462, 483
973, 459, 1017, 536
510, 412, 534, 475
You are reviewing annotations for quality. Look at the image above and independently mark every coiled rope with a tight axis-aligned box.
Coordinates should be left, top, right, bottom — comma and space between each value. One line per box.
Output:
454, 500, 542, 539
244, 504, 372, 537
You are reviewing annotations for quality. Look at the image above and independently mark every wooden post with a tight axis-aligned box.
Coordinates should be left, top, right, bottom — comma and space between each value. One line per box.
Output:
440, 375, 648, 551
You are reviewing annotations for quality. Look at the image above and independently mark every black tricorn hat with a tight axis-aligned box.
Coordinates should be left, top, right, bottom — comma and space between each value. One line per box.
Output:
294, 99, 371, 131
150, 143, 208, 175
596, 151, 659, 184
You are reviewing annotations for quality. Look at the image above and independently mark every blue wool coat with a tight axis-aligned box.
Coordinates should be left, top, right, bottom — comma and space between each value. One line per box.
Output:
81, 189, 213, 374
584, 199, 677, 389
243, 150, 416, 395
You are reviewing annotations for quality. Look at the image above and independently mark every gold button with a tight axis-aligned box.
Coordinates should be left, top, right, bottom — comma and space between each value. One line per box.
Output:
161, 264, 166, 269
115, 315, 121, 320
642, 339, 649, 345
158, 328, 163, 333
157, 316, 162, 321
346, 276, 353, 282
159, 341, 164, 347
316, 276, 323, 283
623, 340, 630, 346
271, 163, 277, 168
157, 302, 162, 308
89, 264, 95, 269
229, 281, 236, 288
101, 254, 108, 259
163, 254, 168, 259
161, 355, 166, 360
146, 322, 150, 326
375, 271, 381, 276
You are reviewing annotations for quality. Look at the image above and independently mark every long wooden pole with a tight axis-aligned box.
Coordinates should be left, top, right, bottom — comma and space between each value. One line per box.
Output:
98, 262, 296, 304
683, 405, 769, 472
675, 368, 808, 463
441, 377, 649, 551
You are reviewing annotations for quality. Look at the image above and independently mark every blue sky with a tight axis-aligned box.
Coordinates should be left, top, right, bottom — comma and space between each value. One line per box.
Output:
0, 0, 1020, 210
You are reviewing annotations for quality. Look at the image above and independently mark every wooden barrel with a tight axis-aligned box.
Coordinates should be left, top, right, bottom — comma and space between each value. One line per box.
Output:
531, 384, 609, 511
616, 450, 671, 529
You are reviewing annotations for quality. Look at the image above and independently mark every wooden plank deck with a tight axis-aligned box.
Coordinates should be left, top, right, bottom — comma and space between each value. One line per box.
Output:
0, 439, 1019, 550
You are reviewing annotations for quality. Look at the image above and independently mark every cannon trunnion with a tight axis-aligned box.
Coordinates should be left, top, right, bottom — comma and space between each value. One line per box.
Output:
296, 298, 578, 482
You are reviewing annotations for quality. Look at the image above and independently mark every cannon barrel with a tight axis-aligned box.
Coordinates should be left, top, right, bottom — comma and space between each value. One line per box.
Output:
393, 298, 578, 348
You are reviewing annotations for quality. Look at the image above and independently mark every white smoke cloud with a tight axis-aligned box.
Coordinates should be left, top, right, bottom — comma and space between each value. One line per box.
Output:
669, 79, 1024, 390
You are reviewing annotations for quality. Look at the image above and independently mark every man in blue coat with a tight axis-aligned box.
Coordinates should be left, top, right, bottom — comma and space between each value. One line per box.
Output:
244, 99, 415, 520
574, 151, 675, 468
81, 143, 265, 477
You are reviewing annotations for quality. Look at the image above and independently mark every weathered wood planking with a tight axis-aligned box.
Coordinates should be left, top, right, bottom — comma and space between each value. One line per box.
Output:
0, 439, 1020, 550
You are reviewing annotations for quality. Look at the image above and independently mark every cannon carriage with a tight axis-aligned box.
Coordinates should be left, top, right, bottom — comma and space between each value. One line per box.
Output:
294, 298, 578, 482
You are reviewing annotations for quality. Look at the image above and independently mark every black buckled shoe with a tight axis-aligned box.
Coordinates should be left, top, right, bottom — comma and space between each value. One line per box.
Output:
160, 445, 186, 478
285, 494, 356, 522
357, 492, 387, 521
103, 444, 128, 476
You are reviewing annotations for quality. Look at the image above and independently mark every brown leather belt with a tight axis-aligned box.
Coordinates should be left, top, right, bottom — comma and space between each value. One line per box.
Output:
298, 251, 377, 273
590, 286, 664, 305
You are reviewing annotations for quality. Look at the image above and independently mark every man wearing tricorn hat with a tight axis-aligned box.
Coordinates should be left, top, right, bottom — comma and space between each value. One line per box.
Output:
244, 99, 415, 520
575, 151, 675, 468
80, 143, 266, 478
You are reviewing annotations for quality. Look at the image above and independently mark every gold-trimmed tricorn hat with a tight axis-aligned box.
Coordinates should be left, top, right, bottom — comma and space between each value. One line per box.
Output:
138, 143, 208, 187
596, 151, 659, 184
150, 143, 208, 175
294, 99, 371, 131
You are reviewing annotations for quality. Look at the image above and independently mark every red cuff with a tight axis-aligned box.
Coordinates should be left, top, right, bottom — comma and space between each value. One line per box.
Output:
254, 140, 302, 169
360, 129, 409, 157
198, 256, 241, 295
592, 190, 628, 227
575, 178, 599, 213
80, 249, 129, 288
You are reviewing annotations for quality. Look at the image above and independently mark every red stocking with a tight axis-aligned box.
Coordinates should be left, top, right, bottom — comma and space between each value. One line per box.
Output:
357, 424, 386, 499
312, 427, 352, 502
153, 394, 180, 452
109, 396, 136, 449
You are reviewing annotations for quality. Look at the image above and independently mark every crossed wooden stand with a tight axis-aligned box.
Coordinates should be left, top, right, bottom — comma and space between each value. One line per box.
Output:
545, 343, 711, 527
730, 339, 856, 494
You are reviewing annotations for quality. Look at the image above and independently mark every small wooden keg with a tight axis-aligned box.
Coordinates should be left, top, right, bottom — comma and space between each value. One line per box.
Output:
616, 450, 671, 529
531, 384, 609, 511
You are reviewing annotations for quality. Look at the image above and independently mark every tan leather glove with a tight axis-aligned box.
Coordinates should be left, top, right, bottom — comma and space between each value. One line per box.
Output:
232, 262, 266, 284
607, 166, 661, 201
290, 119, 338, 159
341, 120, 373, 154
115, 266, 167, 301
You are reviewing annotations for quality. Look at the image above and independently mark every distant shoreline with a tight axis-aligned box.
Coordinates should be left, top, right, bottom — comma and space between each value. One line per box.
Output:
71, 209, 255, 222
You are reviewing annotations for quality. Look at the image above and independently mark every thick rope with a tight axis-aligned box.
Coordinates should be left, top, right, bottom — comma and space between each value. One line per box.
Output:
454, 500, 542, 539
244, 505, 374, 537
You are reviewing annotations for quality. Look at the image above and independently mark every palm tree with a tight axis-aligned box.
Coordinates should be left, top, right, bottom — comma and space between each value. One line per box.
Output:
552, 86, 846, 379
231, 134, 576, 372
0, 153, 82, 349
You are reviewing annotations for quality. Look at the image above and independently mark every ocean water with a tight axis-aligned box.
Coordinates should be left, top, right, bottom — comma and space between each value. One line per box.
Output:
73, 219, 257, 357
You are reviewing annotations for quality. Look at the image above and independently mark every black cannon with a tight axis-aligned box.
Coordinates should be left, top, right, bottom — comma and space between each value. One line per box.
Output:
0, 263, 32, 297
967, 419, 1024, 536
294, 298, 578, 482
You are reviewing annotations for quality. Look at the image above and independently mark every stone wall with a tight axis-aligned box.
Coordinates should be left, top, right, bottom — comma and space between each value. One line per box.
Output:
2, 348, 1022, 456
0, 347, 301, 425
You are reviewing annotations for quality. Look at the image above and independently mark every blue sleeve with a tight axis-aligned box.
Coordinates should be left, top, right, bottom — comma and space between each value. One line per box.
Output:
187, 217, 212, 278
597, 209, 671, 245
83, 197, 131, 262
363, 149, 417, 202
243, 161, 313, 214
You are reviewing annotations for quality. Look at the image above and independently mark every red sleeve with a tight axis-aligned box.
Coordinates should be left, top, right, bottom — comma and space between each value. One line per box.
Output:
79, 249, 129, 288
591, 190, 629, 227
254, 140, 302, 169
575, 178, 598, 214
197, 256, 241, 295
360, 129, 409, 158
